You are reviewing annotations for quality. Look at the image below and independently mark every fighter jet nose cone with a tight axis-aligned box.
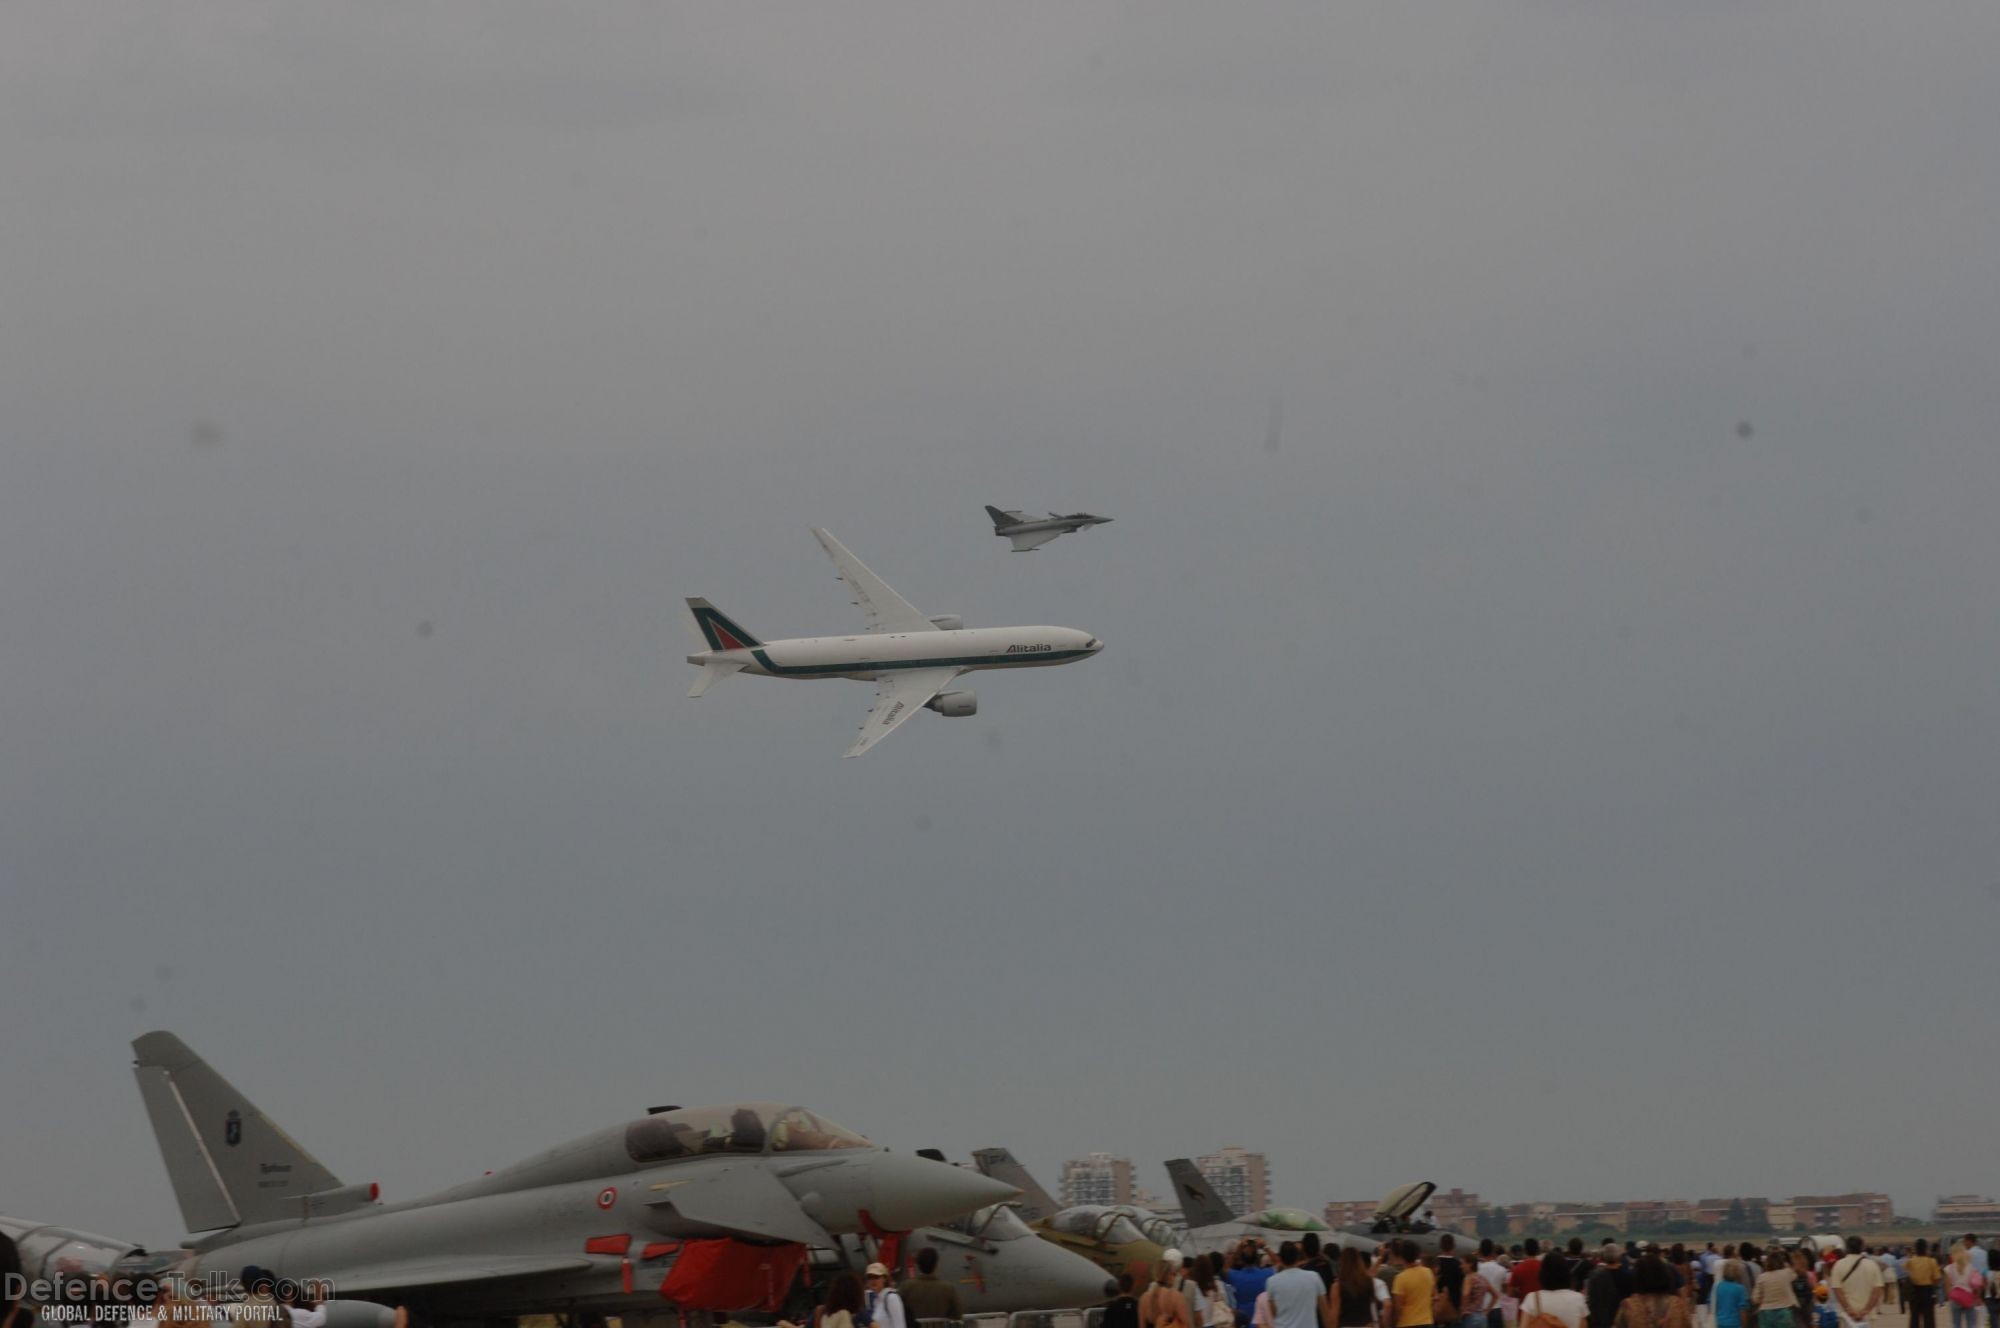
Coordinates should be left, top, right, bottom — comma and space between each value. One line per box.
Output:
865, 1152, 1020, 1231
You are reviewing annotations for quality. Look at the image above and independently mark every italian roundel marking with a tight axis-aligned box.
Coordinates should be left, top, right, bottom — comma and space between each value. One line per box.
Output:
597, 1186, 618, 1210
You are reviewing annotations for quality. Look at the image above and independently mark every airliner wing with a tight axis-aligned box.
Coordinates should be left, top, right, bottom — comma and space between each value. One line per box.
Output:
1008, 530, 1062, 551
845, 666, 959, 757
810, 528, 938, 634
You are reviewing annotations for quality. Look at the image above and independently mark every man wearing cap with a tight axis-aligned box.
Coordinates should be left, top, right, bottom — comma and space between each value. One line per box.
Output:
864, 1263, 910, 1328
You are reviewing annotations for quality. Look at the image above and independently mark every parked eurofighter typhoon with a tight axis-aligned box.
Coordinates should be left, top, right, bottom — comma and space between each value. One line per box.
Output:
0, 1032, 1019, 1328
685, 528, 1103, 756
983, 506, 1113, 552
1164, 1159, 1374, 1257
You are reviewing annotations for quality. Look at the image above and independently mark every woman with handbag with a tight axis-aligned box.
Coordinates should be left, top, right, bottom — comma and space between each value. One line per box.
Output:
1146, 1259, 1200, 1328
1519, 1251, 1588, 1328
1944, 1251, 1983, 1328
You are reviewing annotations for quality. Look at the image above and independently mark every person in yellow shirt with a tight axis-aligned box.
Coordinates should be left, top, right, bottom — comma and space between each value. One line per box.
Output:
1384, 1241, 1436, 1328
1905, 1240, 1942, 1328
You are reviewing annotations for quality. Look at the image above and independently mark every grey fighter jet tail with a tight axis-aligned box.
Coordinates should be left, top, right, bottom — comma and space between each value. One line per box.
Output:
969, 1148, 1059, 1224
985, 506, 1027, 530
1163, 1158, 1237, 1227
132, 1030, 345, 1232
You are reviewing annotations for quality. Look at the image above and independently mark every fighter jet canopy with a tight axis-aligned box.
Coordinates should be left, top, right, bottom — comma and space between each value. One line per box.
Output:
624, 1102, 872, 1163
1374, 1182, 1436, 1225
1248, 1208, 1331, 1232
937, 1203, 1042, 1243
1050, 1206, 1151, 1245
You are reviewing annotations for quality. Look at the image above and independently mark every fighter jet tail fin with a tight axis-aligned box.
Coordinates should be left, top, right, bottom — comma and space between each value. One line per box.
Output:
984, 506, 1021, 530
969, 1147, 1059, 1224
685, 597, 762, 652
1164, 1158, 1238, 1227
132, 1031, 344, 1232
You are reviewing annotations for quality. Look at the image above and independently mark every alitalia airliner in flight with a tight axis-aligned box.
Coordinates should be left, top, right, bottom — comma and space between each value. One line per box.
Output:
685, 529, 1103, 756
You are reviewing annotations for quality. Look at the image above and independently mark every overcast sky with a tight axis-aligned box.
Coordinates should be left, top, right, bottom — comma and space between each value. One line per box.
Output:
5, 4, 1998, 1247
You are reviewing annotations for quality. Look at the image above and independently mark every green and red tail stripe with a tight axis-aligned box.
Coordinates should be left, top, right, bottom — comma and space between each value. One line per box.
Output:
687, 598, 761, 652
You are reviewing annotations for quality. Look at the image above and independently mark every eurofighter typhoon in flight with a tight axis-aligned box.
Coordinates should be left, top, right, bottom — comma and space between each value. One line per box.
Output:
983, 506, 1112, 551
685, 529, 1103, 756
0, 1033, 1021, 1328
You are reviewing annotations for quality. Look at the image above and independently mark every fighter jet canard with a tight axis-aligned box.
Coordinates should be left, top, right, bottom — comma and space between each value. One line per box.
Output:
968, 1149, 1172, 1286
983, 506, 1112, 552
684, 528, 1103, 756
4, 1033, 1017, 1328
1161, 1159, 1374, 1258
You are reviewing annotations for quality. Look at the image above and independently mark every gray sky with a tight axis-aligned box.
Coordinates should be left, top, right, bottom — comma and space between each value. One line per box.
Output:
4, 4, 1997, 1246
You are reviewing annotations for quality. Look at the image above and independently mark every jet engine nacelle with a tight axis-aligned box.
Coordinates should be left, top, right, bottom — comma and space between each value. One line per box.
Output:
925, 614, 962, 631
925, 691, 977, 717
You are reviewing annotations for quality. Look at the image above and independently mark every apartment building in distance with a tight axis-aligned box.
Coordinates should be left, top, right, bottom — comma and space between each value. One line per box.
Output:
1392, 1192, 1895, 1237
1197, 1147, 1271, 1216
1934, 1196, 2000, 1226
1790, 1194, 1894, 1231
1060, 1153, 1136, 1207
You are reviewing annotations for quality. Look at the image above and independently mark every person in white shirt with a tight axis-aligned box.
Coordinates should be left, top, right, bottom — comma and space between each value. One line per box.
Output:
1829, 1238, 1884, 1328
1517, 1251, 1587, 1328
1477, 1242, 1509, 1328
863, 1262, 909, 1328
282, 1294, 327, 1328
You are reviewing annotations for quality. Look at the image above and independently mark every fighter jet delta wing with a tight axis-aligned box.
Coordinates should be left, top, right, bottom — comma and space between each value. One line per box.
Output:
1007, 530, 1063, 552
847, 666, 961, 757
811, 528, 937, 634
643, 1164, 837, 1246
331, 1256, 595, 1295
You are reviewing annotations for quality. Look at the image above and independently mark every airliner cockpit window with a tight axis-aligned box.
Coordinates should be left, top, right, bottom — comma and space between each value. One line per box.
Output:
767, 1106, 872, 1152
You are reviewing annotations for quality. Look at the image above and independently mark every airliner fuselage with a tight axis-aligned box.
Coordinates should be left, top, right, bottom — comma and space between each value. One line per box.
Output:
691, 625, 1101, 682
